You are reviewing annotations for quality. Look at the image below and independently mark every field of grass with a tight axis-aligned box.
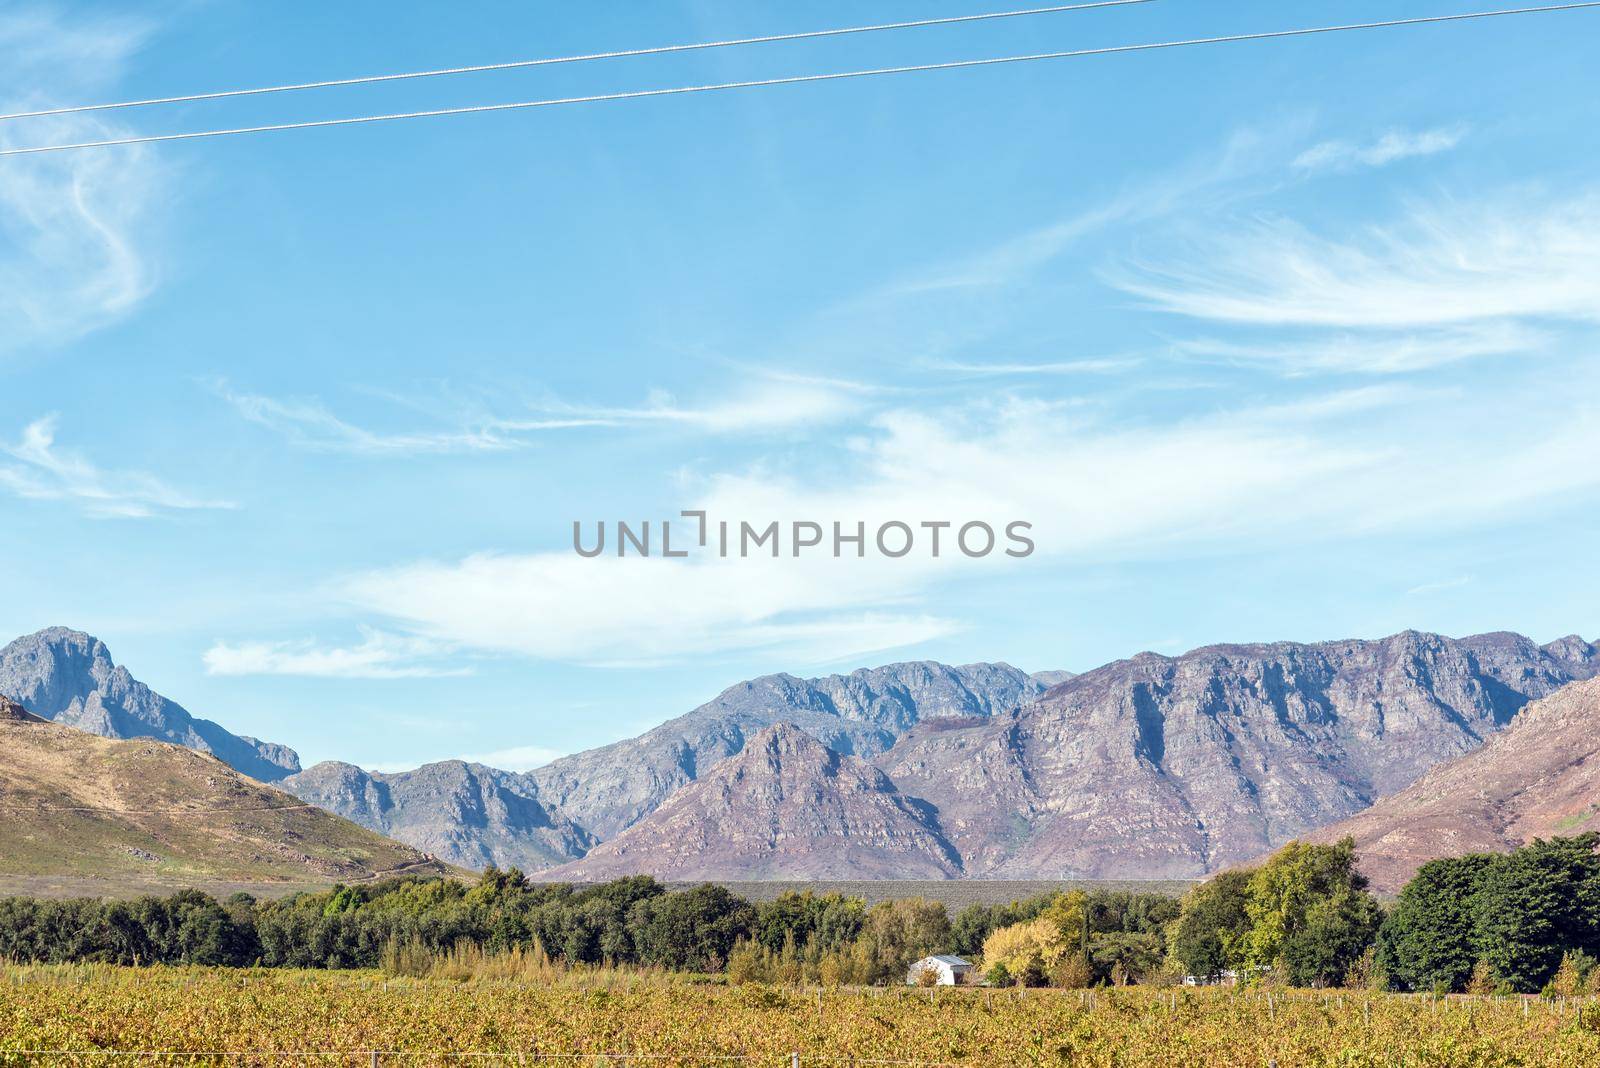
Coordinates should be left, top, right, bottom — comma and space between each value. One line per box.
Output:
4, 964, 1600, 1066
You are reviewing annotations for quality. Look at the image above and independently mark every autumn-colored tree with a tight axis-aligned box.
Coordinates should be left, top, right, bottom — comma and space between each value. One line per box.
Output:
981, 918, 1068, 976
1546, 951, 1589, 997
1465, 959, 1495, 996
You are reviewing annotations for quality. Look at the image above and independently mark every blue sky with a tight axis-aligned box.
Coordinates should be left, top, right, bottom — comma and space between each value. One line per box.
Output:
2, 0, 1598, 772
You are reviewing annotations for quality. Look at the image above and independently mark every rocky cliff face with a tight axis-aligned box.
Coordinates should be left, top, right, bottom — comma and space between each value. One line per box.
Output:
1305, 674, 1600, 892
280, 759, 593, 871
545, 724, 962, 881
878, 631, 1599, 879
0, 627, 300, 782
119, 625, 1591, 883
525, 661, 1049, 840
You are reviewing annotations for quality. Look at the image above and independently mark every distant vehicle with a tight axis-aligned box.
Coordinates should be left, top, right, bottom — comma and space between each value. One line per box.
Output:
907, 955, 974, 986
1183, 965, 1270, 987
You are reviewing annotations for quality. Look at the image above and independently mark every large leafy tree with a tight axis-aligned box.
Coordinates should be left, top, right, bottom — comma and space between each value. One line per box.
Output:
1471, 834, 1600, 992
1167, 869, 1252, 978
627, 883, 755, 972
1243, 838, 1381, 987
1376, 854, 1493, 992
981, 917, 1069, 976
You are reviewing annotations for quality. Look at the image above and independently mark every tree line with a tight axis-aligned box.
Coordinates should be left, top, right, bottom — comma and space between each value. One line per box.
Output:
3, 835, 1599, 994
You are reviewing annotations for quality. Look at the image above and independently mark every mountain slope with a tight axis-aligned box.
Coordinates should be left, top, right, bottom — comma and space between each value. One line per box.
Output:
526, 661, 1048, 840
281, 759, 594, 871
0, 628, 299, 782
878, 631, 1599, 879
1305, 675, 1600, 892
0, 695, 452, 897
546, 724, 962, 881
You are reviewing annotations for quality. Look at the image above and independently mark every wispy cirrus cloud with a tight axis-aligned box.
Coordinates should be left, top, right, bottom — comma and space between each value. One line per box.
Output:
926, 357, 1142, 378
366, 744, 565, 774
223, 361, 1600, 672
213, 383, 594, 455
203, 629, 468, 679
340, 550, 957, 668
530, 375, 865, 434
216, 372, 868, 455
1115, 193, 1600, 330
1293, 125, 1468, 173
0, 9, 163, 353
1174, 321, 1551, 376
1405, 575, 1474, 597
1, 416, 234, 518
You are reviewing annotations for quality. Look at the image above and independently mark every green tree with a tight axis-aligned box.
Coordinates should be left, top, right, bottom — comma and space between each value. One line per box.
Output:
855, 897, 951, 983
1376, 854, 1493, 992
1242, 838, 1380, 987
1167, 869, 1252, 978
627, 883, 754, 972
1470, 835, 1600, 993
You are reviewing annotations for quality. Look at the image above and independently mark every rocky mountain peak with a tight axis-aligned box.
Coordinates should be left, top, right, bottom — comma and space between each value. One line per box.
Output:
281, 757, 594, 871
0, 694, 43, 722
0, 627, 300, 782
543, 723, 961, 881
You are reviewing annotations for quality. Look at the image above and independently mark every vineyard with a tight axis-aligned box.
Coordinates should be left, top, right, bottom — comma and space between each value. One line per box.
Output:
4, 965, 1600, 1067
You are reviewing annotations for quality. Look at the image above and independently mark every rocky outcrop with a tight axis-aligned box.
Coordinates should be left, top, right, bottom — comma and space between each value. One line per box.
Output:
1305, 675, 1600, 892
0, 627, 300, 782
878, 631, 1599, 879
281, 759, 593, 871
545, 724, 961, 881
525, 661, 1049, 840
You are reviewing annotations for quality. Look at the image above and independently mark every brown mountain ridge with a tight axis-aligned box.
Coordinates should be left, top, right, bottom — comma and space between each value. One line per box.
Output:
1305, 675, 1600, 893
0, 694, 455, 898
546, 724, 962, 881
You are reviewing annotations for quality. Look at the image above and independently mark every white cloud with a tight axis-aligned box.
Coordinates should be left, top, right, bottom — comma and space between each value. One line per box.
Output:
217, 373, 865, 455
1114, 192, 1600, 330
340, 550, 957, 668
214, 385, 593, 455
1405, 575, 1473, 597
530, 376, 864, 434
203, 630, 468, 679
231, 365, 1600, 671
458, 745, 565, 772
0, 10, 162, 352
885, 127, 1283, 297
1, 416, 234, 518
1175, 321, 1548, 375
365, 744, 566, 775
928, 357, 1142, 377
1293, 125, 1468, 173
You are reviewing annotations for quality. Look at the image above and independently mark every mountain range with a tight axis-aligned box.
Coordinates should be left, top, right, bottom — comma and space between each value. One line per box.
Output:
5, 625, 1598, 885
295, 628, 1597, 880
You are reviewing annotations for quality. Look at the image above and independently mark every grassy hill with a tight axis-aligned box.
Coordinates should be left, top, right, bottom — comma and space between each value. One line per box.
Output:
0, 696, 457, 898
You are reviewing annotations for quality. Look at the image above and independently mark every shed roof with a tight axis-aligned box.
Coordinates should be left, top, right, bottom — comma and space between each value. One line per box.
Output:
926, 955, 972, 966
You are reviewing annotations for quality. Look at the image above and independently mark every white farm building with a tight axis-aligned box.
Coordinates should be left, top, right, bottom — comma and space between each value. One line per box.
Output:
906, 955, 974, 986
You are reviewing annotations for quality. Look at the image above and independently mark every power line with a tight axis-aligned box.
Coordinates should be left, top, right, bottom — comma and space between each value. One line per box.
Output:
3, 2, 1596, 157
0, 0, 1158, 123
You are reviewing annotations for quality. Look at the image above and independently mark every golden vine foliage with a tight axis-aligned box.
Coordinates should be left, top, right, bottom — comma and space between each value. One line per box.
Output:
3, 964, 1600, 1066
